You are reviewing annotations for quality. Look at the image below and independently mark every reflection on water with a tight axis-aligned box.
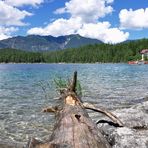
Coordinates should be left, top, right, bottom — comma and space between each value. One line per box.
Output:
0, 63, 148, 144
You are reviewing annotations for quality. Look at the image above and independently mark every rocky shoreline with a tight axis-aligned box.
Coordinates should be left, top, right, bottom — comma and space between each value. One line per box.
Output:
1, 98, 148, 148
98, 98, 148, 148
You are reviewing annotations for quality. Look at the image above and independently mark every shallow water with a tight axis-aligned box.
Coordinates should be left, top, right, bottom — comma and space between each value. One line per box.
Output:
0, 63, 147, 144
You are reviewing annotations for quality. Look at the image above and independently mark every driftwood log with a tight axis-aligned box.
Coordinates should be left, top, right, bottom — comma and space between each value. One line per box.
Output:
27, 71, 123, 148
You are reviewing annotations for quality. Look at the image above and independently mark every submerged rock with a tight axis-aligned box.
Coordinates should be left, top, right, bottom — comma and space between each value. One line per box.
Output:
0, 140, 24, 148
98, 101, 148, 148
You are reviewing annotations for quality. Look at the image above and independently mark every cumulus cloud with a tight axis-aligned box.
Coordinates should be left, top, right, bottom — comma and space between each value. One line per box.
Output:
28, 17, 129, 43
28, 0, 129, 43
4, 0, 44, 7
0, 0, 35, 40
55, 0, 113, 23
28, 17, 82, 36
0, 26, 18, 40
0, 1, 32, 26
119, 8, 148, 29
77, 22, 129, 43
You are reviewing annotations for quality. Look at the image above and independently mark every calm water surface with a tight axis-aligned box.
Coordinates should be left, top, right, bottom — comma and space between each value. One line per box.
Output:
0, 63, 148, 144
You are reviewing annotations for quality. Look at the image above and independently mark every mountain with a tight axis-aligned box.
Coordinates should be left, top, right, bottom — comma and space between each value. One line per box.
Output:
0, 34, 102, 52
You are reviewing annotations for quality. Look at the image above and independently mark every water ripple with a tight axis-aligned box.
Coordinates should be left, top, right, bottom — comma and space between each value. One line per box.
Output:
0, 63, 147, 144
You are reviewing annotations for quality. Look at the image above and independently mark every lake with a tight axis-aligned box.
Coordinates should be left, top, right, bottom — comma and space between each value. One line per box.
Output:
0, 63, 148, 145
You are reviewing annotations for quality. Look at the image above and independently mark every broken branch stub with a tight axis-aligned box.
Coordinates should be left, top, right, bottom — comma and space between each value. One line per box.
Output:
69, 71, 77, 92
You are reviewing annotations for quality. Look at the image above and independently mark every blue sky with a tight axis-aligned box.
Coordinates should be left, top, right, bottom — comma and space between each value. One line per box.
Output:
0, 0, 148, 43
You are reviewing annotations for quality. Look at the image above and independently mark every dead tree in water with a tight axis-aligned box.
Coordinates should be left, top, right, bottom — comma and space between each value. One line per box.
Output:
27, 71, 123, 148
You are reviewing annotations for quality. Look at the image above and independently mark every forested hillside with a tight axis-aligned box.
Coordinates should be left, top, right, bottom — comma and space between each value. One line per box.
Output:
0, 39, 147, 63
43, 39, 148, 63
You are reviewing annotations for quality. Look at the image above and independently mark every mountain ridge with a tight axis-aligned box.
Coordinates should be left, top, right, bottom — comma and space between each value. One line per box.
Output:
0, 34, 102, 52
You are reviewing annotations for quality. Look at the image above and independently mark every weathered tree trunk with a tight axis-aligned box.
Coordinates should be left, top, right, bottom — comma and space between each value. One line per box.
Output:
27, 71, 123, 148
48, 96, 110, 148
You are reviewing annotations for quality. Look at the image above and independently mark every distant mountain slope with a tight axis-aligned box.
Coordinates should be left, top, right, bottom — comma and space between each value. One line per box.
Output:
0, 34, 102, 52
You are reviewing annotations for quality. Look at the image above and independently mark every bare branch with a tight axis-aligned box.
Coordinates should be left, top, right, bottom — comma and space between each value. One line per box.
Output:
83, 102, 124, 127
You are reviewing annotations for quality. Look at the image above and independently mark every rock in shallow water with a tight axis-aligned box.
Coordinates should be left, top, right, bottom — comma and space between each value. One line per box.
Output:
0, 140, 24, 148
98, 101, 148, 148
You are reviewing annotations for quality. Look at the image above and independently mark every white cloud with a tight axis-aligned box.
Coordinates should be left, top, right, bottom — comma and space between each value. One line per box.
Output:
28, 17, 129, 43
27, 17, 82, 36
119, 8, 148, 29
77, 22, 129, 43
0, 26, 18, 40
27, 0, 129, 43
55, 0, 113, 23
99, 27, 129, 43
4, 0, 44, 7
0, 0, 34, 40
78, 22, 111, 39
0, 1, 32, 26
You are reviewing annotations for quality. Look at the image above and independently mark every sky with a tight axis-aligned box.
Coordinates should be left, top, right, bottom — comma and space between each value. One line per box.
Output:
0, 0, 148, 43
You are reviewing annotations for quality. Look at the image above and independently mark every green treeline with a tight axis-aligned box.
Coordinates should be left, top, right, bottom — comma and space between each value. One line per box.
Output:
0, 39, 148, 63
0, 48, 44, 63
43, 39, 148, 63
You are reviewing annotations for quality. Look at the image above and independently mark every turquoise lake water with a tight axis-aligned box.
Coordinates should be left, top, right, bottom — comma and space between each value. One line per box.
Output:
0, 63, 148, 144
